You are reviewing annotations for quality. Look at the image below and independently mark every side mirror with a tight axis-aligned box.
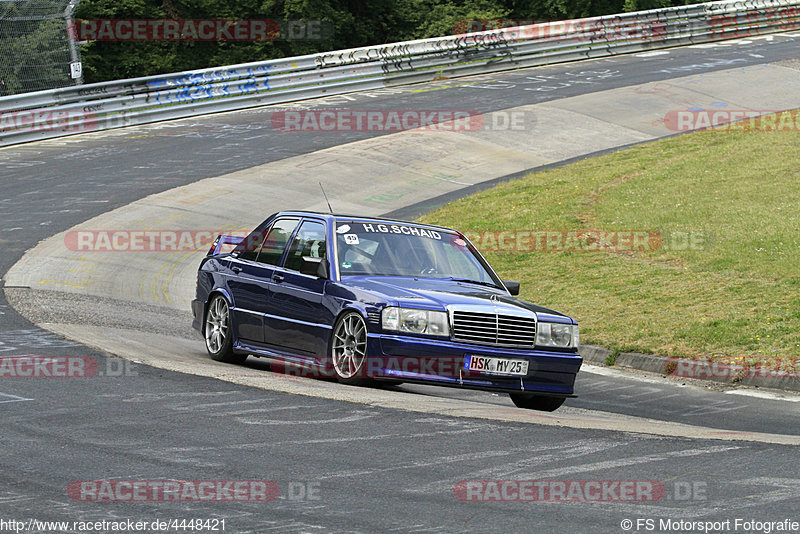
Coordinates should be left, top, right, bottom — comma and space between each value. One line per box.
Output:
300, 256, 329, 279
503, 280, 520, 296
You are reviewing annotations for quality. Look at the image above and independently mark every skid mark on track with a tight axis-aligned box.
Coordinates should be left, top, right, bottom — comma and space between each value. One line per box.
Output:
237, 411, 376, 425
599, 477, 800, 517
141, 425, 495, 465
512, 445, 741, 480
410, 439, 626, 494
313, 447, 537, 482
577, 378, 745, 417
0, 392, 34, 403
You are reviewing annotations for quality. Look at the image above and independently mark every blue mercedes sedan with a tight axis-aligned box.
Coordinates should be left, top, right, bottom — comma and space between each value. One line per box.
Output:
192, 211, 582, 411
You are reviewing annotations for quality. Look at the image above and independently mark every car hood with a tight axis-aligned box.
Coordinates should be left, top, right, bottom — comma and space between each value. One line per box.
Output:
341, 276, 574, 323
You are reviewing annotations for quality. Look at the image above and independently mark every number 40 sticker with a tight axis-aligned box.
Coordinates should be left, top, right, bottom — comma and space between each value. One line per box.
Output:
344, 234, 359, 245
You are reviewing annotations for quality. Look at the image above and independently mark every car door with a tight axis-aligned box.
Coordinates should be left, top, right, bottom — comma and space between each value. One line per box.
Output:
263, 218, 332, 356
225, 217, 299, 343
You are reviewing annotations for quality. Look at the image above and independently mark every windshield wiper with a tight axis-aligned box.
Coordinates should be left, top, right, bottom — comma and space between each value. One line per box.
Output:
444, 278, 502, 289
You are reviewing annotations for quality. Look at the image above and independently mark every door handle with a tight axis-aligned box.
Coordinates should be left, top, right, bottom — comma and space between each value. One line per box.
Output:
273, 273, 285, 282
231, 266, 242, 273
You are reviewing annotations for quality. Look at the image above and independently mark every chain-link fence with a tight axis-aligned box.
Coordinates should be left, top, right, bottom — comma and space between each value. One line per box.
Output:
0, 0, 82, 96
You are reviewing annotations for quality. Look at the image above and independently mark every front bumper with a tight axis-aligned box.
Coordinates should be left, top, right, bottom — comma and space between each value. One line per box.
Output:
191, 298, 204, 333
366, 334, 582, 395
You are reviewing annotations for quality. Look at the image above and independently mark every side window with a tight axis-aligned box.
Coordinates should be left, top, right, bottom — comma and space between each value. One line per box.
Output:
336, 234, 379, 274
285, 220, 327, 272
255, 218, 299, 266
233, 223, 271, 261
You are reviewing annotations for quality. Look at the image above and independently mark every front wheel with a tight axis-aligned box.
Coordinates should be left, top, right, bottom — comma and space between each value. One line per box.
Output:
330, 312, 372, 386
509, 393, 565, 412
205, 295, 246, 364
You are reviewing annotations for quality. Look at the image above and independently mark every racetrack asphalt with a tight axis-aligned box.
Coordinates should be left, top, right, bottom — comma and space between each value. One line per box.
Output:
2, 34, 800, 532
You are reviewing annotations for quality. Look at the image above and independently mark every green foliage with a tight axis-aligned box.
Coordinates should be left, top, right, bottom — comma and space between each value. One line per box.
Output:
505, 0, 627, 19
72, 0, 706, 83
0, 16, 73, 94
411, 0, 510, 39
420, 127, 800, 362
622, 0, 672, 12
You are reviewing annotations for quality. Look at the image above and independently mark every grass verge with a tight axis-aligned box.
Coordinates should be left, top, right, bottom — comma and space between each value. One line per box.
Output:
419, 128, 800, 366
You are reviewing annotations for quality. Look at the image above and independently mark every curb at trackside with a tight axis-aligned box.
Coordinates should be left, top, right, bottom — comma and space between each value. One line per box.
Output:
580, 344, 800, 394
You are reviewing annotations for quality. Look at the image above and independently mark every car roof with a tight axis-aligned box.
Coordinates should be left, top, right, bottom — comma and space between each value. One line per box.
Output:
274, 211, 457, 233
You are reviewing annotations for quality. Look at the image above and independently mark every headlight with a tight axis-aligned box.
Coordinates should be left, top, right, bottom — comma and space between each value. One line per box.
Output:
537, 323, 579, 348
381, 307, 450, 337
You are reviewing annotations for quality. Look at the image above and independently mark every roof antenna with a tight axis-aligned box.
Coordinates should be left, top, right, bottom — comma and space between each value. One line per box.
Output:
319, 182, 333, 214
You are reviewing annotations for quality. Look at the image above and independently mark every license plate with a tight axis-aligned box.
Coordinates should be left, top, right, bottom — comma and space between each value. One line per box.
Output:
464, 355, 528, 376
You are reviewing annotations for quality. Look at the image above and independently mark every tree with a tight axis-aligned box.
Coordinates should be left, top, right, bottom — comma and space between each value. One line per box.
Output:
72, 0, 705, 83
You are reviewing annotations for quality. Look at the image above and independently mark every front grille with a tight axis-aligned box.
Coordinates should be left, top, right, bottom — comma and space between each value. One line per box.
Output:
451, 310, 537, 347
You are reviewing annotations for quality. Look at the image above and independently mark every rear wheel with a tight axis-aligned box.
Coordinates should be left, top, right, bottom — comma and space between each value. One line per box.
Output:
205, 295, 246, 364
330, 312, 372, 386
509, 393, 565, 412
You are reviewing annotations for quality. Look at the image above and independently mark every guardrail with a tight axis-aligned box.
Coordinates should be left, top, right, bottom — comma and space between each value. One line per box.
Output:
1, 0, 799, 147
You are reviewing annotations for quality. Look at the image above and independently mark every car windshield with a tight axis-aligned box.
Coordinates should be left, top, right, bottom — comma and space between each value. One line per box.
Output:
334, 221, 499, 285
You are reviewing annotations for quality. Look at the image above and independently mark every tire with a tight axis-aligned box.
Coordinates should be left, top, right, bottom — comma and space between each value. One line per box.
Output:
330, 312, 372, 386
205, 295, 247, 364
509, 393, 566, 412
